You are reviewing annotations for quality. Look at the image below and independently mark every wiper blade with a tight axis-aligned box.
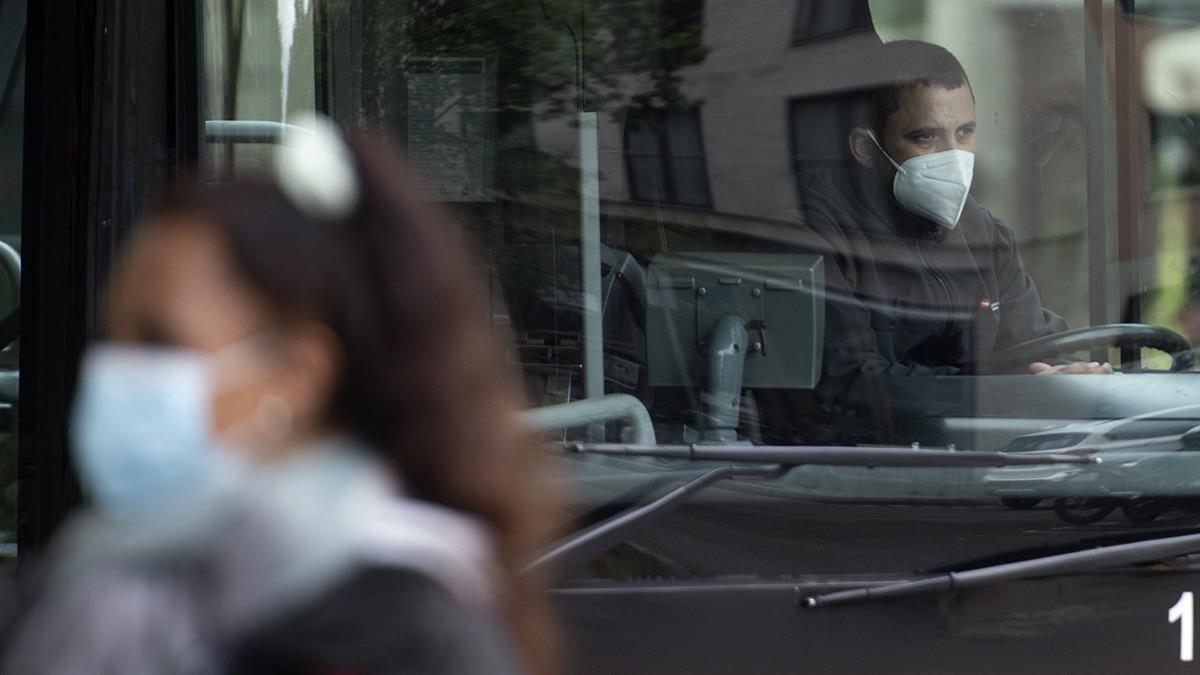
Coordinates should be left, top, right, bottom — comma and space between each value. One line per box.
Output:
532, 445, 1095, 575
570, 443, 1101, 468
805, 530, 1200, 608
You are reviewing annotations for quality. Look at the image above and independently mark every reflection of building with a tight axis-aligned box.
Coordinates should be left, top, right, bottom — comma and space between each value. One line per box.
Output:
624, 107, 711, 209
208, 0, 1200, 340
550, 0, 1095, 326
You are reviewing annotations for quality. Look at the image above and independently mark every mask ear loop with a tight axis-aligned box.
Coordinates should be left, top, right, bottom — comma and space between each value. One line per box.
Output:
866, 130, 906, 174
208, 330, 290, 395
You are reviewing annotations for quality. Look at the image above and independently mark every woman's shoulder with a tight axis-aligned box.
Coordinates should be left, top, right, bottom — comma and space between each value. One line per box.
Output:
229, 565, 522, 675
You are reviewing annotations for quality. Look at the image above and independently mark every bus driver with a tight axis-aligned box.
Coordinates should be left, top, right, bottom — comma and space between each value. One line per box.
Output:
798, 41, 1110, 432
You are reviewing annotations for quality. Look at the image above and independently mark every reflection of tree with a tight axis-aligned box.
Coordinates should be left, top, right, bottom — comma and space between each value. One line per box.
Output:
326, 0, 708, 198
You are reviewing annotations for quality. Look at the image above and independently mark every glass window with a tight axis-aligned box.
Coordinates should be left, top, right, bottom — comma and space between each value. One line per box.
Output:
198, 0, 1200, 588
200, 0, 317, 176
0, 0, 22, 559
1105, 418, 1200, 442
624, 107, 711, 208
1001, 433, 1089, 453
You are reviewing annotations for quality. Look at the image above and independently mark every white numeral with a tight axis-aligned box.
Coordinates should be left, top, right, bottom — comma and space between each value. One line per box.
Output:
1170, 591, 1194, 662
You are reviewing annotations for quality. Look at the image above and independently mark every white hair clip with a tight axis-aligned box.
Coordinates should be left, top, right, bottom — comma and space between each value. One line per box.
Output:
274, 112, 360, 220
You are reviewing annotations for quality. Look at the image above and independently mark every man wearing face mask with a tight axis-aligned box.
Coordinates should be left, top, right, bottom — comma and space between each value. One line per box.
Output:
794, 40, 1109, 440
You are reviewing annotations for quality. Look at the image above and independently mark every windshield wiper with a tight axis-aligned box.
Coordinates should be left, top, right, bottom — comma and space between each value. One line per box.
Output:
571, 443, 1103, 467
530, 444, 1097, 574
805, 530, 1200, 608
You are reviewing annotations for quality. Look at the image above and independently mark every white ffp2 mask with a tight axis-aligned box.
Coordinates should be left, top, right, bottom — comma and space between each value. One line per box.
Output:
867, 130, 975, 229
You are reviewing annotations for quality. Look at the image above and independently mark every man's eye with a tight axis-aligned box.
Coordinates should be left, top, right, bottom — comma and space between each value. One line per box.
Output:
957, 128, 975, 138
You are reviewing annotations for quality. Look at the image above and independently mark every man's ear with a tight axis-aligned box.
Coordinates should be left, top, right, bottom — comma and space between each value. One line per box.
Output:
848, 127, 878, 169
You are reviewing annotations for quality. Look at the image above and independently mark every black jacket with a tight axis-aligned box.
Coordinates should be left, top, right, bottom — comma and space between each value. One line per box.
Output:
798, 168, 1068, 413
231, 566, 520, 675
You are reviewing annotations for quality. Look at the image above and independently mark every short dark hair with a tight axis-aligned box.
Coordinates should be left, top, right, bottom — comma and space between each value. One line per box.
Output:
859, 40, 973, 134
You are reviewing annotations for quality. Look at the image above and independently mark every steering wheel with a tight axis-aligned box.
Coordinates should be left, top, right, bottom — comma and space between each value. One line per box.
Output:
983, 323, 1195, 373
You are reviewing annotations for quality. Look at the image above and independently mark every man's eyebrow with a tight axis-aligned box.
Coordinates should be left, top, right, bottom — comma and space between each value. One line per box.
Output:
903, 125, 943, 136
957, 120, 978, 131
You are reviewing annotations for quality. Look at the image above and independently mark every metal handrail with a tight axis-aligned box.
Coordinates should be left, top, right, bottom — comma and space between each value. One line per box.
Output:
521, 394, 655, 445
204, 120, 314, 144
0, 240, 20, 307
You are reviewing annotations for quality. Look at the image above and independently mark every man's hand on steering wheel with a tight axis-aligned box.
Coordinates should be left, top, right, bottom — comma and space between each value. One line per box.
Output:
1028, 361, 1114, 375
983, 324, 1193, 374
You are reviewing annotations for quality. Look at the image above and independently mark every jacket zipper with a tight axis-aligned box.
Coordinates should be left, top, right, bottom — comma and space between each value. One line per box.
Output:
918, 236, 954, 334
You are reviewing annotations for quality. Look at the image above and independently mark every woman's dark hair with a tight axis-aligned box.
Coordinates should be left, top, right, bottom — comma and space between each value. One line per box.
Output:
151, 136, 560, 674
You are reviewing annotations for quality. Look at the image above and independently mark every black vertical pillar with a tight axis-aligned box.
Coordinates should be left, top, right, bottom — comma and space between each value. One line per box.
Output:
19, 0, 197, 550
18, 0, 98, 550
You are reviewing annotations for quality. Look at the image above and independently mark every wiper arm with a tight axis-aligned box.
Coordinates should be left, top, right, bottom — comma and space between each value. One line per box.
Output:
528, 463, 786, 574
531, 444, 1096, 575
570, 443, 1101, 468
805, 530, 1200, 608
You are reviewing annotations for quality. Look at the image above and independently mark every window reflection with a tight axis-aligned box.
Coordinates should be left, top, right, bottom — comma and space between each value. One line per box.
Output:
624, 107, 711, 208
192, 2, 1200, 578
197, 0, 1141, 442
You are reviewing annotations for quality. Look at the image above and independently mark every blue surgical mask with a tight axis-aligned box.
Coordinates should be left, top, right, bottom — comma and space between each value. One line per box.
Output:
70, 344, 246, 519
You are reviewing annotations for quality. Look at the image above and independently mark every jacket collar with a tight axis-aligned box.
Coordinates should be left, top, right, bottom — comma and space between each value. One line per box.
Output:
848, 167, 946, 243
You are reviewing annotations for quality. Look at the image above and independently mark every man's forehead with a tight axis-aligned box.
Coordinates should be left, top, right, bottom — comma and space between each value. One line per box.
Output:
888, 84, 976, 129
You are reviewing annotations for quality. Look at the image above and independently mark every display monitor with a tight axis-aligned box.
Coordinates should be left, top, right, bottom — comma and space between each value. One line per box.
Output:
646, 252, 825, 441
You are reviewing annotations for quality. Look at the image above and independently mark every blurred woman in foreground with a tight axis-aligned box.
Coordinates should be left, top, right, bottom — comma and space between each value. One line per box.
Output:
3, 117, 559, 674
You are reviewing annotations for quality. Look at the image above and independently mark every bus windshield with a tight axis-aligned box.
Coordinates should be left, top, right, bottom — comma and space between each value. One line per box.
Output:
199, 0, 1200, 579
